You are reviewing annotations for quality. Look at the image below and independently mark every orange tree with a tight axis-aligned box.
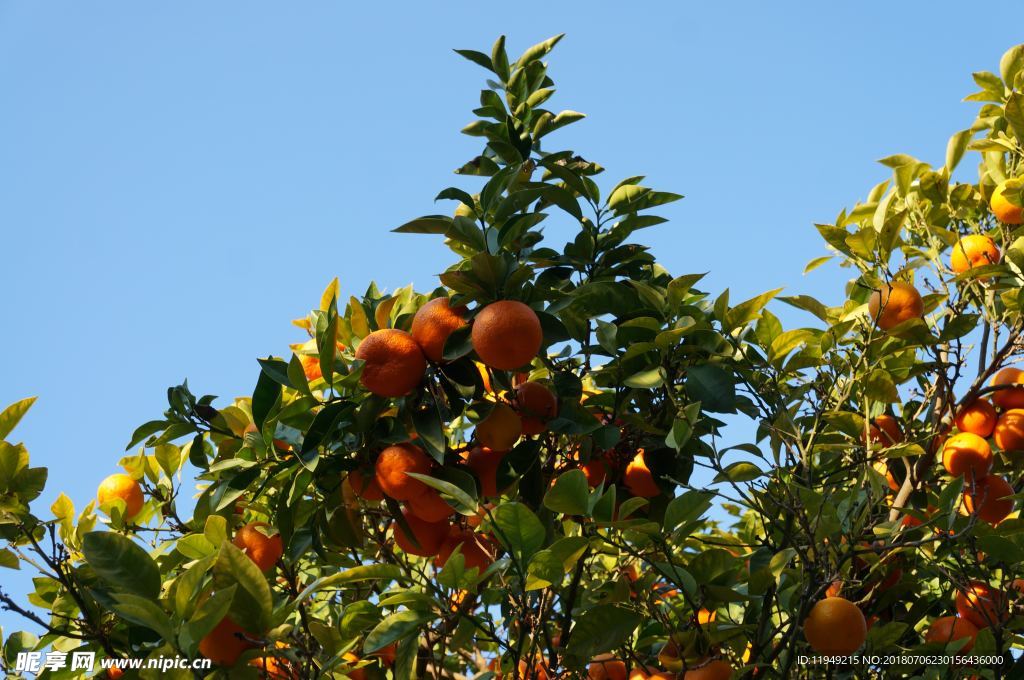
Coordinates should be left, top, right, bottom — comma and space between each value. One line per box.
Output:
4, 35, 1024, 680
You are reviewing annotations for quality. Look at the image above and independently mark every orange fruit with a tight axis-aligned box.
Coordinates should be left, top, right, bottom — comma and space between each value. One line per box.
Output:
683, 659, 733, 680
991, 367, 1024, 409
374, 443, 433, 501
925, 615, 978, 652
991, 179, 1024, 225
956, 582, 1008, 629
866, 414, 903, 447
624, 451, 660, 498
993, 408, 1024, 452
696, 608, 716, 625
582, 455, 608, 487
406, 487, 456, 522
199, 617, 255, 666
347, 468, 384, 501
232, 522, 284, 572
963, 474, 1015, 525
462, 446, 506, 497
802, 597, 867, 655
299, 354, 322, 381
107, 668, 125, 680
97, 473, 144, 520
471, 300, 543, 370
476, 403, 523, 451
342, 652, 368, 680
513, 382, 559, 435
373, 643, 397, 667
951, 235, 1000, 274
435, 528, 494, 572
411, 297, 467, 363
249, 643, 298, 680
355, 329, 426, 397
393, 508, 450, 557
941, 432, 992, 479
588, 655, 628, 680
872, 460, 900, 492
956, 399, 997, 438
867, 282, 923, 331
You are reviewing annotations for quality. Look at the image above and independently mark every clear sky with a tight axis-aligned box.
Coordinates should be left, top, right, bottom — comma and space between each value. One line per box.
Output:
2, 1, 1022, 633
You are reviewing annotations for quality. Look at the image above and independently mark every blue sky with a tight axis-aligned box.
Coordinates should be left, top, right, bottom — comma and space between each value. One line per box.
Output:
2, 2, 1023, 633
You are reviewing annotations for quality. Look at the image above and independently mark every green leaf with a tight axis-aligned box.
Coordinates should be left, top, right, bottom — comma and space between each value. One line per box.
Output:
946, 129, 973, 171
411, 407, 446, 464
515, 34, 564, 68
213, 541, 273, 633
186, 584, 236, 644
308, 564, 404, 595
543, 470, 590, 516
864, 369, 899, 403
392, 215, 453, 235
685, 365, 736, 414
725, 289, 782, 330
125, 419, 167, 450
664, 491, 714, 532
1001, 44, 1024, 87
491, 502, 545, 559
110, 593, 175, 641
623, 366, 665, 389
1005, 93, 1024, 141
803, 256, 833, 274
563, 604, 643, 667
252, 369, 281, 430
299, 401, 350, 470
0, 547, 19, 570
364, 610, 431, 654
0, 397, 35, 442
713, 462, 764, 484
405, 472, 478, 515
81, 532, 161, 599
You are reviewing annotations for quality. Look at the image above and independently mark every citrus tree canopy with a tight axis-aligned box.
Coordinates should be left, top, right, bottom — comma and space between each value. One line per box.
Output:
4, 35, 1024, 680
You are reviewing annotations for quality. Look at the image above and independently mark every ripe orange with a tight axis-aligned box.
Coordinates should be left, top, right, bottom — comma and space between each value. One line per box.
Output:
991, 179, 1024, 225
355, 329, 426, 397
476, 403, 523, 451
232, 522, 284, 572
683, 659, 733, 680
956, 399, 998, 438
374, 443, 433, 501
993, 408, 1024, 452
802, 597, 867, 655
347, 468, 384, 501
696, 608, 716, 625
411, 297, 467, 363
866, 414, 903, 446
462, 446, 506, 497
199, 617, 255, 666
629, 670, 674, 680
393, 508, 450, 557
97, 473, 145, 520
406, 487, 456, 522
106, 668, 125, 680
867, 282, 923, 331
963, 474, 1015, 525
493, 658, 550, 680
299, 354, 322, 381
991, 367, 1024, 409
941, 432, 992, 479
342, 652, 368, 680
956, 582, 1008, 629
373, 643, 397, 667
624, 451, 660, 498
925, 615, 978, 652
513, 382, 559, 435
471, 300, 543, 370
582, 455, 608, 487
588, 655, 628, 680
950, 235, 1000, 274
435, 528, 494, 572
249, 643, 298, 679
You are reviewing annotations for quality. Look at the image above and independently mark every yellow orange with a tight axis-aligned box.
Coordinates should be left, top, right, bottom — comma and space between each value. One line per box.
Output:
951, 235, 1000, 274
624, 451, 660, 498
232, 522, 284, 572
956, 582, 1008, 629
956, 399, 997, 438
941, 432, 992, 479
355, 329, 426, 397
991, 367, 1024, 409
803, 597, 867, 655
993, 409, 1024, 451
471, 300, 543, 370
513, 382, 559, 435
374, 443, 432, 501
964, 474, 1014, 525
97, 473, 144, 520
925, 615, 978, 652
867, 282, 923, 331
411, 297, 467, 363
476, 403, 522, 451
199, 617, 255, 666
991, 179, 1024, 224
